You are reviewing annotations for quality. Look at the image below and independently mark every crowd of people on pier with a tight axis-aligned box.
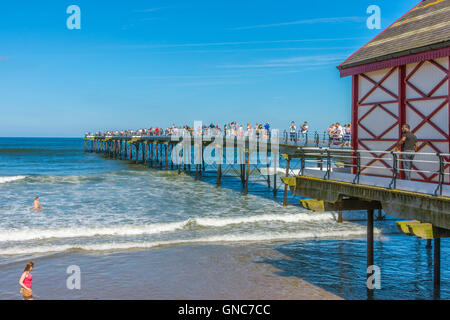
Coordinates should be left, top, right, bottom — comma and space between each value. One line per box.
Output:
327, 123, 352, 147
85, 120, 353, 147
86, 122, 274, 139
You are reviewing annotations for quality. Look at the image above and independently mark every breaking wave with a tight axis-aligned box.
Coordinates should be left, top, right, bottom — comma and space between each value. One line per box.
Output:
0, 212, 336, 242
0, 229, 378, 255
0, 176, 27, 184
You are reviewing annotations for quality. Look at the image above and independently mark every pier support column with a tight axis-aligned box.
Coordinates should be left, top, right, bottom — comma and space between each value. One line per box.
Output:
135, 143, 139, 164
283, 157, 290, 206
144, 143, 147, 166
149, 143, 153, 167
338, 210, 343, 223
160, 144, 164, 169
166, 144, 169, 170
171, 145, 174, 170
434, 238, 441, 299
202, 145, 205, 172
239, 147, 245, 188
266, 150, 271, 189
153, 143, 158, 169
216, 146, 222, 186
244, 150, 250, 195
273, 152, 277, 197
367, 208, 374, 298
178, 148, 182, 175
129, 143, 132, 161
376, 208, 383, 221
195, 143, 200, 181
183, 145, 187, 172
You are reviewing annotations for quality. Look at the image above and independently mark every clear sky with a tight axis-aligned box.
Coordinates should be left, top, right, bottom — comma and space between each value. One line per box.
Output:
0, 0, 418, 137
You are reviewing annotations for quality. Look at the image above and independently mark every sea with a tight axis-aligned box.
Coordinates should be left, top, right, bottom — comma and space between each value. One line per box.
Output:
0, 137, 448, 300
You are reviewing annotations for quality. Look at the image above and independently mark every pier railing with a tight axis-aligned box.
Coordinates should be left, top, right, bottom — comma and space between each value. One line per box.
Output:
280, 130, 350, 147
283, 148, 450, 197
86, 130, 348, 148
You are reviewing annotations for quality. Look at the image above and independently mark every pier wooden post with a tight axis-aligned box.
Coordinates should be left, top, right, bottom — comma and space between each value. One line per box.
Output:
195, 143, 200, 181
171, 145, 174, 170
239, 147, 245, 187
245, 150, 250, 195
367, 208, 374, 294
338, 210, 343, 223
183, 144, 187, 172
166, 144, 169, 170
216, 146, 222, 186
434, 238, 441, 297
160, 143, 163, 169
202, 145, 205, 172
154, 143, 158, 169
129, 143, 132, 161
178, 147, 182, 174
147, 142, 152, 167
143, 143, 147, 166
376, 208, 383, 221
187, 143, 191, 173
135, 143, 139, 164
266, 150, 271, 189
149, 143, 153, 167
283, 157, 290, 206
273, 152, 277, 197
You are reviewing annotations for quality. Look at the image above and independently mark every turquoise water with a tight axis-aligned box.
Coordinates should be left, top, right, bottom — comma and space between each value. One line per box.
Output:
0, 138, 448, 299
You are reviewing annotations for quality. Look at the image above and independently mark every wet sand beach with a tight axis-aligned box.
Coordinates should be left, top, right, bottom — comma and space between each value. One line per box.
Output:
0, 243, 342, 300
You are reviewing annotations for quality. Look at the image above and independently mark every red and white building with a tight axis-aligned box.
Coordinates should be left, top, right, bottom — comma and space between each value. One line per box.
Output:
338, 0, 450, 182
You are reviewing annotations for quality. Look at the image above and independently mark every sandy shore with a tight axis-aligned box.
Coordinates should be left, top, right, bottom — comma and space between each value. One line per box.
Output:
0, 243, 342, 300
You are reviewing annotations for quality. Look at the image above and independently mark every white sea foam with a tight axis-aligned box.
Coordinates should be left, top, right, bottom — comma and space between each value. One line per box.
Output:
0, 176, 27, 184
194, 212, 335, 227
0, 213, 336, 242
0, 229, 380, 255
0, 221, 187, 242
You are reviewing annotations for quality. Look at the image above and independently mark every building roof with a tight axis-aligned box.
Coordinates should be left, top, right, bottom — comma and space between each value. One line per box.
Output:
338, 0, 450, 72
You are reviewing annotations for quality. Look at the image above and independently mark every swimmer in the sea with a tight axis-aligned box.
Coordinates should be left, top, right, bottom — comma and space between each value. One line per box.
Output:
33, 197, 43, 210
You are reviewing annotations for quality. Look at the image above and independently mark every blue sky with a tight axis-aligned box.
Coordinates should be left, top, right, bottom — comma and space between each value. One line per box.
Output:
0, 0, 417, 137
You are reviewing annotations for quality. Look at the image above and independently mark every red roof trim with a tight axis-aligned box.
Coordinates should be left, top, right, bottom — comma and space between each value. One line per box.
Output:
339, 46, 450, 77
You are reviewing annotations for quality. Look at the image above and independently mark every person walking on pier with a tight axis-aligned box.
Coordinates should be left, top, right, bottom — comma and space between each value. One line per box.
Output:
396, 124, 418, 180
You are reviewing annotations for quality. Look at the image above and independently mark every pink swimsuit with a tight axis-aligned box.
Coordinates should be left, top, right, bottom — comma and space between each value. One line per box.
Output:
23, 272, 33, 289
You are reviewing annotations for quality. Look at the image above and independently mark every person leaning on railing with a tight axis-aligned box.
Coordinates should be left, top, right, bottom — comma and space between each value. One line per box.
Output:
395, 124, 418, 180
289, 121, 296, 142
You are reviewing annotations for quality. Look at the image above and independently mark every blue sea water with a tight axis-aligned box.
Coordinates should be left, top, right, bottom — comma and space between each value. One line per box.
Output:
0, 137, 448, 299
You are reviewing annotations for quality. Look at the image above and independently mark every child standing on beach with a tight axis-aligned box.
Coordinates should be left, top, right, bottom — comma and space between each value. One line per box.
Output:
19, 262, 34, 300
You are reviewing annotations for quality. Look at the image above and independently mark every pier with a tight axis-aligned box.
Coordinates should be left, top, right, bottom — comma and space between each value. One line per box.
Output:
85, 133, 449, 298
